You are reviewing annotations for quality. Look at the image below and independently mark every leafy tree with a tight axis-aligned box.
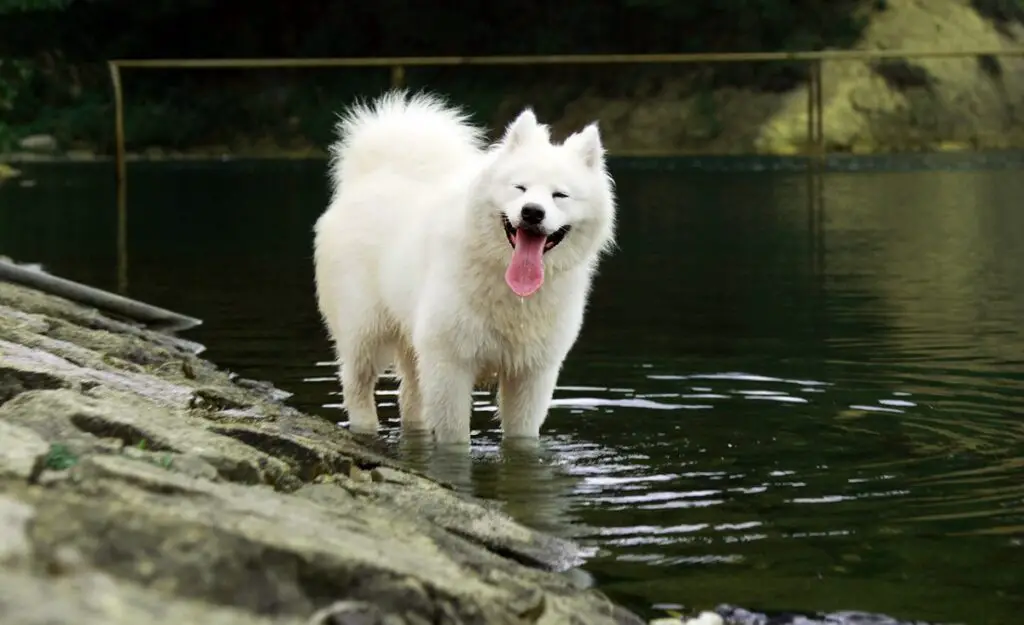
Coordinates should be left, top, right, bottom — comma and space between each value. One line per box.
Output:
0, 0, 73, 12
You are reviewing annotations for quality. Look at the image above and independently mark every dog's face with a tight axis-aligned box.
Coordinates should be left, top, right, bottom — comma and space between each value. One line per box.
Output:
479, 110, 617, 297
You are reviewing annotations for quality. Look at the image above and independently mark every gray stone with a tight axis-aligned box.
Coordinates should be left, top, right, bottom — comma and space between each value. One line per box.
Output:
0, 420, 50, 478
0, 569, 302, 625
0, 495, 35, 566
0, 278, 644, 625
17, 134, 58, 153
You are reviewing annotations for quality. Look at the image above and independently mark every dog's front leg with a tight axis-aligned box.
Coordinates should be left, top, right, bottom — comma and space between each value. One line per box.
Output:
498, 365, 560, 439
418, 355, 475, 445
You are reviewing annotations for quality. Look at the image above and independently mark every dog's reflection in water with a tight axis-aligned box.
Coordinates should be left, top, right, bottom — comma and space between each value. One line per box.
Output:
397, 432, 587, 542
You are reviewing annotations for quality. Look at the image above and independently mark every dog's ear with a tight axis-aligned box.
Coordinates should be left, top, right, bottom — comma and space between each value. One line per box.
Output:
500, 108, 540, 150
564, 123, 605, 170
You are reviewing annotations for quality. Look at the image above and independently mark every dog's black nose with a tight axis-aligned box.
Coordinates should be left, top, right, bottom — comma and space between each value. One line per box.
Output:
520, 204, 545, 225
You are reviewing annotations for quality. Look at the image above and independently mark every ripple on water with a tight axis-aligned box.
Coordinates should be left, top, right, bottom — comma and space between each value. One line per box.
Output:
311, 362, 1024, 622
314, 365, 1024, 541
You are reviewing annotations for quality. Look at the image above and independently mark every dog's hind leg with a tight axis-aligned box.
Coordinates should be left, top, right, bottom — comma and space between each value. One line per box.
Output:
396, 345, 429, 434
339, 339, 381, 435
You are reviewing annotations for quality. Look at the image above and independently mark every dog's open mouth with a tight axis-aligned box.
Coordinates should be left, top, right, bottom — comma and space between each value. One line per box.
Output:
502, 215, 570, 297
501, 215, 570, 252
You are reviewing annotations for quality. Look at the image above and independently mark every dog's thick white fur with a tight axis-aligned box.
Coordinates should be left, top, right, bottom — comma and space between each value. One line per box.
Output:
313, 90, 616, 444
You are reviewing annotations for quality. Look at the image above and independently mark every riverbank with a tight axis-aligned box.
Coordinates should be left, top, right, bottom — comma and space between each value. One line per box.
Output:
0, 143, 328, 164
0, 275, 650, 624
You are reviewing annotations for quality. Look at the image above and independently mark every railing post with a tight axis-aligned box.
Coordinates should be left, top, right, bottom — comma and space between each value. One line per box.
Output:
814, 58, 824, 158
108, 61, 127, 193
806, 59, 813, 156
390, 65, 406, 90
107, 61, 129, 294
805, 58, 826, 162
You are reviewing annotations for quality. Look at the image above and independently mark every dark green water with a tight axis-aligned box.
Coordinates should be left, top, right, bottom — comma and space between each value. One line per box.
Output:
2, 158, 1023, 624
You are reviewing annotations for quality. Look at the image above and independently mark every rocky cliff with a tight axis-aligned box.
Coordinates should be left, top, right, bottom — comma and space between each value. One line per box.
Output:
543, 0, 1024, 155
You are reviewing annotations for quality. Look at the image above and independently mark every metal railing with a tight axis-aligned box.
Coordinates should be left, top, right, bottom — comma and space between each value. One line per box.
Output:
106, 48, 1024, 176
104, 48, 1024, 293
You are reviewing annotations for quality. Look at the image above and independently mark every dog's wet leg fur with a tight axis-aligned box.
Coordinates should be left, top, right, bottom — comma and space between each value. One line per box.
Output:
418, 355, 475, 445
339, 342, 381, 435
396, 346, 429, 433
498, 365, 561, 438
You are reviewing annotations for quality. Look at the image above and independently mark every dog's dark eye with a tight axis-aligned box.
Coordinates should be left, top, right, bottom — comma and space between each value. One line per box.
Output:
553, 191, 569, 199
514, 184, 527, 192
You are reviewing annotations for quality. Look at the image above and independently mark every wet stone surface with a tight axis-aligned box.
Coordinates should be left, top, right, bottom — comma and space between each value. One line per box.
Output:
0, 281, 644, 625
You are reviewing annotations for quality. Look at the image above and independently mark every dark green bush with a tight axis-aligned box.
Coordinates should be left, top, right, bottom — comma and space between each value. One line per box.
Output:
0, 0, 880, 151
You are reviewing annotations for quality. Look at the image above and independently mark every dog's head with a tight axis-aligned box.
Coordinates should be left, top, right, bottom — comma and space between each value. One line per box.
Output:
475, 109, 617, 297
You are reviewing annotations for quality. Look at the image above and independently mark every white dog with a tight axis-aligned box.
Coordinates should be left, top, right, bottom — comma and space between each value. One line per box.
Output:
313, 90, 616, 444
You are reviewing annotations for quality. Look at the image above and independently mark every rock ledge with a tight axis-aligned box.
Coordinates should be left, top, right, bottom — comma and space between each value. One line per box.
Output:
0, 279, 643, 625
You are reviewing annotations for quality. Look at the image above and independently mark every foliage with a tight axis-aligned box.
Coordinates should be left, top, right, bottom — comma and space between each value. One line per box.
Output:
970, 0, 1024, 23
0, 58, 34, 148
0, 0, 73, 13
43, 443, 78, 470
0, 0, 869, 60
0, 0, 879, 151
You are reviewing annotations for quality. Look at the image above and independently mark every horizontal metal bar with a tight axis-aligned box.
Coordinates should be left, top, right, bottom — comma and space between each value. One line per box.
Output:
110, 48, 1024, 70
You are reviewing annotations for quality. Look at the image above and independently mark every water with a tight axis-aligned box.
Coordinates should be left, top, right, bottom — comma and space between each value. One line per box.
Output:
2, 158, 1023, 624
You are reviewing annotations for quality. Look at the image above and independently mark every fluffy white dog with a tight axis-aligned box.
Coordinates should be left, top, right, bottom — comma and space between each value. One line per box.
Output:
313, 91, 616, 444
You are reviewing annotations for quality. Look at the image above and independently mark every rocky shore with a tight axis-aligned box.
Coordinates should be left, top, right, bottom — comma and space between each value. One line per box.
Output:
0, 269, 963, 625
0, 278, 647, 625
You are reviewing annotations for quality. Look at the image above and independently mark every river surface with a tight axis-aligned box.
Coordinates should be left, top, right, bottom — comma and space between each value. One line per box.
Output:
2, 156, 1022, 624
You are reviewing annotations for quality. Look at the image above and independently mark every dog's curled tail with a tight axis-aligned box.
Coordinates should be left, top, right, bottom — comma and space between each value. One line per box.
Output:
328, 90, 485, 190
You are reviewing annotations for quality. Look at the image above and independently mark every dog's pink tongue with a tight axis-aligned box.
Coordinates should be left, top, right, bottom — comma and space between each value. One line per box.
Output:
505, 229, 546, 297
